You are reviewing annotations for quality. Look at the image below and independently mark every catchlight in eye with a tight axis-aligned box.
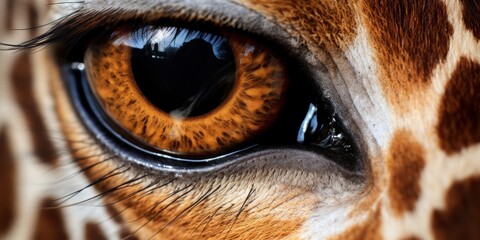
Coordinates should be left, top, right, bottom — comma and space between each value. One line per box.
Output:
84, 26, 289, 157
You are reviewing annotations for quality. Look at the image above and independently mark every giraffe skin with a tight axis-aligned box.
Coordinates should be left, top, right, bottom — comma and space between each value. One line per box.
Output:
0, 0, 480, 239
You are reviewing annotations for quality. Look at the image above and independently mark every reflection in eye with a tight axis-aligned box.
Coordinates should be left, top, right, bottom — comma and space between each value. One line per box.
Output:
85, 26, 288, 157
82, 25, 353, 161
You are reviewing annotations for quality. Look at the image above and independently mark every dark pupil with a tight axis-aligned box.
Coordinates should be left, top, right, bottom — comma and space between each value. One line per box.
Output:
130, 27, 236, 117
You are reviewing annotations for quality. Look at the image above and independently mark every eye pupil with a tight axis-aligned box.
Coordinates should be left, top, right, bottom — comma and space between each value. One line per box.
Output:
131, 28, 236, 117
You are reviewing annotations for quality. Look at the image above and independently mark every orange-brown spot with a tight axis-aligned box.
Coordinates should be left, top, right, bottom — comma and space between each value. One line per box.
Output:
0, 126, 16, 236
387, 131, 425, 215
460, 0, 480, 40
330, 204, 382, 240
84, 222, 107, 240
437, 57, 480, 154
11, 52, 57, 165
361, 0, 452, 106
32, 198, 68, 240
237, 0, 357, 48
432, 176, 480, 240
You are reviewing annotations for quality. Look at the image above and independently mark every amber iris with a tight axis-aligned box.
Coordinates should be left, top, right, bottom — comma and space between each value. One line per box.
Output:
84, 26, 288, 157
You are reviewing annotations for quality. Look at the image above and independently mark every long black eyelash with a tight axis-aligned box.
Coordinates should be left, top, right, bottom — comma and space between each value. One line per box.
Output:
150, 184, 222, 239
0, 8, 119, 51
54, 164, 129, 205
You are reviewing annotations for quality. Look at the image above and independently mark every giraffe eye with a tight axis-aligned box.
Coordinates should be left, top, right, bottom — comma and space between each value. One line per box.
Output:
68, 24, 356, 167
84, 26, 288, 157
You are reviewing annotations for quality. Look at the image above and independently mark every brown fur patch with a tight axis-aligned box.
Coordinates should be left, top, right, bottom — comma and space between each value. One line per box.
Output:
119, 228, 139, 240
27, 0, 38, 37
33, 198, 68, 240
402, 236, 422, 240
387, 131, 425, 215
437, 57, 480, 154
361, 0, 452, 106
84, 222, 107, 240
460, 0, 480, 40
4, 0, 38, 35
5, 0, 14, 30
11, 52, 57, 165
236, 0, 357, 48
105, 205, 123, 224
432, 176, 480, 240
0, 126, 16, 236
330, 204, 382, 240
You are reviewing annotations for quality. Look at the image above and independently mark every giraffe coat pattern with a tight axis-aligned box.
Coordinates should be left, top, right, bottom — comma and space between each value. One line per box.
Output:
0, 0, 480, 239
